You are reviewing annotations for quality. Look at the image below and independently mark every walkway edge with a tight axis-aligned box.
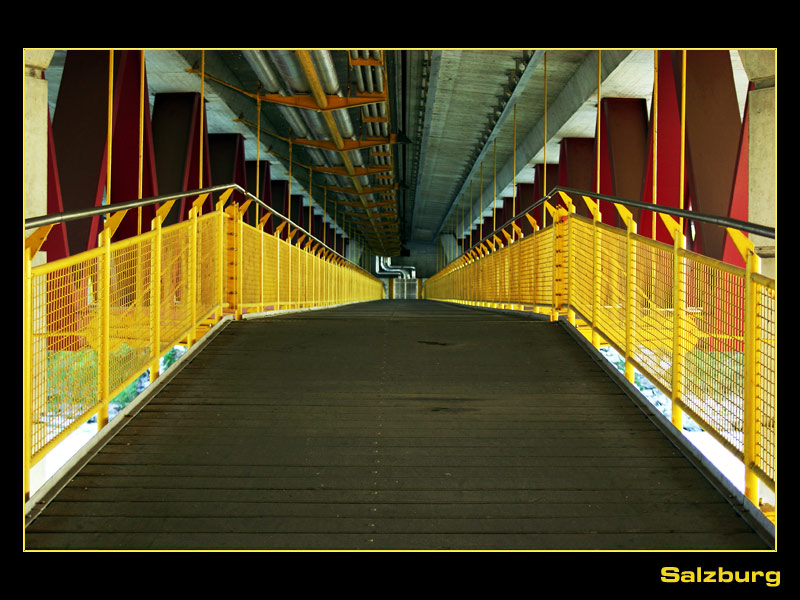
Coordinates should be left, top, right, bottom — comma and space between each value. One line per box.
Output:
557, 317, 777, 550
24, 315, 235, 524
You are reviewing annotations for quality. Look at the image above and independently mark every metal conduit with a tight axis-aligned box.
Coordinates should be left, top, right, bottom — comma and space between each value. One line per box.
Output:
241, 50, 311, 140
244, 51, 383, 251
237, 50, 395, 254
244, 50, 355, 193
287, 49, 387, 253
242, 50, 355, 208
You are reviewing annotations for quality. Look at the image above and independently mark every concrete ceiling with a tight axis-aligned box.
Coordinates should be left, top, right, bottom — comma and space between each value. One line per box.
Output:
45, 48, 751, 265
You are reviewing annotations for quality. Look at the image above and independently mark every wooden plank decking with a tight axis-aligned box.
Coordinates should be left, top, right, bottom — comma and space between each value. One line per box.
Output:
24, 300, 773, 551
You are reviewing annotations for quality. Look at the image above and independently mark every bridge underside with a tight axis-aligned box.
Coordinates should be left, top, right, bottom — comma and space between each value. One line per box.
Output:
25, 300, 770, 551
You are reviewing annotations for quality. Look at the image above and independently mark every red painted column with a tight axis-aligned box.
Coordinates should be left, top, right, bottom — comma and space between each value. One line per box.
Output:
313, 214, 324, 241
639, 50, 742, 261
43, 112, 70, 261
109, 51, 159, 242
51, 50, 114, 255
721, 84, 752, 269
49, 50, 161, 251
639, 51, 686, 245
290, 195, 305, 232
533, 163, 558, 224
151, 92, 213, 226
516, 183, 536, 235
270, 179, 289, 238
557, 137, 595, 219
246, 160, 274, 234
500, 197, 512, 231
676, 50, 742, 259
209, 133, 248, 220
327, 222, 337, 252
593, 98, 649, 228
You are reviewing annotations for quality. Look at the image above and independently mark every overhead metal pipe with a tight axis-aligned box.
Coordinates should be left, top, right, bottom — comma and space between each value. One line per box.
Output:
291, 50, 386, 254
245, 49, 395, 255
241, 50, 310, 139
376, 256, 410, 279
385, 256, 415, 279
245, 51, 371, 236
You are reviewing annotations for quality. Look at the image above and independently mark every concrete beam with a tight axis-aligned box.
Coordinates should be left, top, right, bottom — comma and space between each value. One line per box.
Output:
739, 50, 776, 278
24, 50, 55, 266
468, 50, 631, 231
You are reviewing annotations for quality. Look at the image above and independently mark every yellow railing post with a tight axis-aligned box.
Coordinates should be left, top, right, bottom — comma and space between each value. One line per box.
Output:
150, 215, 163, 384
657, 213, 686, 430
542, 201, 558, 321
23, 244, 33, 500
525, 213, 538, 312
615, 203, 637, 383
149, 199, 174, 383
277, 232, 282, 310
558, 192, 577, 325
626, 216, 637, 383
582, 195, 603, 349
551, 205, 569, 322
288, 232, 295, 310
98, 226, 111, 429
672, 231, 686, 430
23, 225, 53, 500
721, 225, 763, 506
236, 206, 244, 319
743, 247, 760, 505
259, 217, 265, 312
217, 198, 227, 321
187, 199, 200, 347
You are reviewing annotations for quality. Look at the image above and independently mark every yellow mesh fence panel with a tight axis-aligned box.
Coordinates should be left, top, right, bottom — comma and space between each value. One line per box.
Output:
240, 223, 262, 308
289, 244, 300, 305
30, 253, 102, 459
298, 247, 309, 307
679, 254, 746, 457
108, 236, 154, 395
261, 233, 279, 308
630, 236, 674, 395
533, 226, 554, 308
568, 217, 595, 323
278, 238, 290, 307
197, 213, 221, 319
518, 236, 535, 304
159, 225, 192, 354
754, 277, 776, 483
594, 224, 627, 350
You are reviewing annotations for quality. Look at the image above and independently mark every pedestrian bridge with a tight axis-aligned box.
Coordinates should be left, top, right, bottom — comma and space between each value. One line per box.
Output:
23, 185, 776, 551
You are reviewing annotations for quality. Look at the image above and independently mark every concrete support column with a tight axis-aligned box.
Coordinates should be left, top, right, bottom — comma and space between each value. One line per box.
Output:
439, 233, 458, 266
24, 50, 54, 496
24, 50, 55, 265
739, 50, 776, 279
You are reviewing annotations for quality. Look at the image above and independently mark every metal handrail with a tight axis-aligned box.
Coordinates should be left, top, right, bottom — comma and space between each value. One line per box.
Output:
24, 183, 370, 274
459, 185, 775, 256
24, 184, 235, 229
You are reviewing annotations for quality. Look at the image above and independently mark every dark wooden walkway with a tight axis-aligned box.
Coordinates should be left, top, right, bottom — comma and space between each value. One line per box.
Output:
25, 300, 772, 551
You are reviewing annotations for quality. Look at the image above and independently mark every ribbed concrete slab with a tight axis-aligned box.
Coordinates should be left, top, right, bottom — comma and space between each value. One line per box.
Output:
25, 300, 772, 550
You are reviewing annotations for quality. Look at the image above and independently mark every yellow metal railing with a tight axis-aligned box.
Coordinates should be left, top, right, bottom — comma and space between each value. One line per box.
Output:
23, 184, 383, 498
424, 188, 777, 512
